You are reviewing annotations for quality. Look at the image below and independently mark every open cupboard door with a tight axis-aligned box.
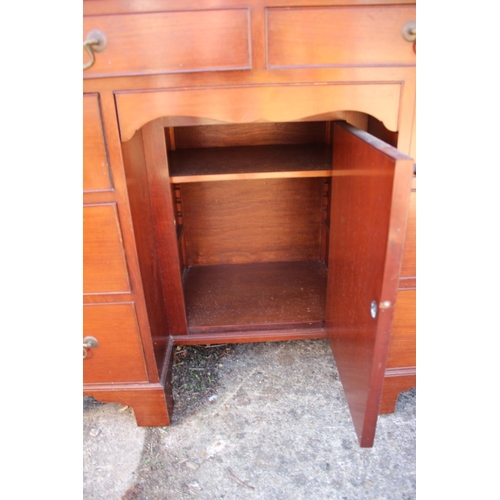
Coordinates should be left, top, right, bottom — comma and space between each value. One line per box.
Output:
326, 122, 414, 447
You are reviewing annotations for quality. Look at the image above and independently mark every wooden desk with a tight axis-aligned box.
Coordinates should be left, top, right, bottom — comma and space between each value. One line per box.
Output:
83, 0, 416, 447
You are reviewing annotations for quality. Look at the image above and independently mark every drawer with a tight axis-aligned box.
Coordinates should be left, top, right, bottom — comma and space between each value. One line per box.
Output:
266, 5, 416, 69
83, 303, 148, 383
83, 204, 131, 294
83, 94, 111, 192
400, 178, 416, 277
386, 289, 416, 368
83, 9, 251, 78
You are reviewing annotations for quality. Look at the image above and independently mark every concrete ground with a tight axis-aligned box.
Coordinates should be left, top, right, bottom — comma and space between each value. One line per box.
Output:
83, 339, 416, 499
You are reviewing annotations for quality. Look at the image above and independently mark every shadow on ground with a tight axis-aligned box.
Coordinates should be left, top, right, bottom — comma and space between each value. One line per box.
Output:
84, 339, 416, 500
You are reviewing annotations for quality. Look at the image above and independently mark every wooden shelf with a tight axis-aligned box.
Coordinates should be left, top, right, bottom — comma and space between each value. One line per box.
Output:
182, 260, 328, 332
169, 144, 332, 183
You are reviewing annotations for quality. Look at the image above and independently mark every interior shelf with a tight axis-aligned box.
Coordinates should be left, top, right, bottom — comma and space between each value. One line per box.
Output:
182, 260, 328, 332
169, 144, 332, 183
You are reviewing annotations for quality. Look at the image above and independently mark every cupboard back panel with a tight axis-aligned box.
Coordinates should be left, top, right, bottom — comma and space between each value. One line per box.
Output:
171, 122, 329, 150
181, 178, 324, 266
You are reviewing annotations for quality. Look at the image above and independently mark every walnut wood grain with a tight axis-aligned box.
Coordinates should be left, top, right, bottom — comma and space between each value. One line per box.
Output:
326, 122, 413, 447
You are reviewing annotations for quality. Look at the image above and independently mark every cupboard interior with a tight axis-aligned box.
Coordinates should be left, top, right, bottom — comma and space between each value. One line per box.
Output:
171, 121, 333, 333
122, 115, 398, 339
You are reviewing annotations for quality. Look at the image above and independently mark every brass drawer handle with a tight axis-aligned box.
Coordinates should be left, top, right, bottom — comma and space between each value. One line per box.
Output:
83, 336, 99, 359
402, 21, 416, 42
83, 30, 107, 71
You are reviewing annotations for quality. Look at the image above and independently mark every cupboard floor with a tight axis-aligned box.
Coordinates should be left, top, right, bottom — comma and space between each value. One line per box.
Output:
182, 260, 328, 331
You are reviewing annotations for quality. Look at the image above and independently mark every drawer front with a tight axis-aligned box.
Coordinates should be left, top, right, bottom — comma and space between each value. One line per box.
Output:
83, 303, 148, 383
83, 94, 111, 192
83, 9, 251, 78
83, 204, 131, 294
266, 5, 416, 69
400, 182, 416, 277
387, 289, 416, 368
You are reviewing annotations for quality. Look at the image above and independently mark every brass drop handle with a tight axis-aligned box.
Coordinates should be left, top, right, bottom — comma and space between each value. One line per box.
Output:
402, 21, 416, 42
83, 336, 99, 359
83, 30, 107, 71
